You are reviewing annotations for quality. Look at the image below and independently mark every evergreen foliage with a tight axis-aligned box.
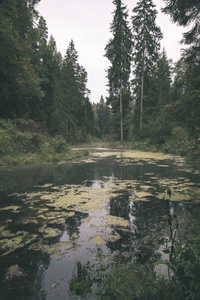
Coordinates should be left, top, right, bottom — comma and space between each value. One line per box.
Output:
0, 1, 94, 143
132, 0, 163, 138
105, 0, 132, 142
96, 96, 112, 139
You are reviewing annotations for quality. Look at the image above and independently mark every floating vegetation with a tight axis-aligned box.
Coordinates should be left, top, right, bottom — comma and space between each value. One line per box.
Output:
5, 265, 23, 280
0, 232, 37, 256
1, 148, 200, 300
0, 205, 20, 212
106, 232, 121, 242
89, 235, 106, 245
135, 191, 153, 200
103, 215, 130, 228
39, 227, 62, 238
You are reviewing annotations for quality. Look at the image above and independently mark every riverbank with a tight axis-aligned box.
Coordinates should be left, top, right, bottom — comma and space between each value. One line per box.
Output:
0, 119, 89, 166
1, 118, 199, 170
107, 139, 200, 171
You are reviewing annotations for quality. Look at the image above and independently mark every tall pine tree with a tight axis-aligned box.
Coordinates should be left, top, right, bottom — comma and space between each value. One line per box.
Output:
105, 0, 132, 143
132, 0, 162, 138
0, 0, 43, 120
62, 40, 90, 141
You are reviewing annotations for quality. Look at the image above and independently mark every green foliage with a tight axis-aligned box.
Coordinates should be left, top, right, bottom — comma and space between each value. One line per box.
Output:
69, 261, 91, 296
0, 0, 44, 120
162, 126, 193, 155
98, 263, 181, 300
105, 0, 132, 142
176, 246, 200, 299
132, 0, 163, 138
161, 244, 200, 300
0, 119, 87, 165
96, 96, 112, 139
50, 136, 68, 154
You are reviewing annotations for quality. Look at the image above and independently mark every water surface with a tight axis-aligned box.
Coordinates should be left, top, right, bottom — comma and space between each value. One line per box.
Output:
0, 148, 200, 299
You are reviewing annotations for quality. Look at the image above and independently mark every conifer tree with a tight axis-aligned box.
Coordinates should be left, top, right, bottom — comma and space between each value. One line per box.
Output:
132, 0, 162, 138
105, 0, 132, 143
62, 40, 90, 141
0, 0, 43, 119
97, 96, 112, 139
156, 49, 172, 105
163, 0, 200, 138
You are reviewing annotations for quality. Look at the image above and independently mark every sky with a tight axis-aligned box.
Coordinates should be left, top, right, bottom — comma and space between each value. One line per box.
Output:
36, 0, 186, 103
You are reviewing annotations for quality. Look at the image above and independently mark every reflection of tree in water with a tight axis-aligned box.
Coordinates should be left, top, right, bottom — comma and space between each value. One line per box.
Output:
129, 198, 194, 264
130, 199, 167, 264
0, 248, 49, 300
107, 192, 132, 258
110, 192, 130, 220
65, 211, 88, 240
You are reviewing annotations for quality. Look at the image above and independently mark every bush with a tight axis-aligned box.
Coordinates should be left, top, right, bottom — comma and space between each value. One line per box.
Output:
98, 263, 181, 300
163, 126, 193, 155
169, 245, 200, 300
14, 132, 42, 153
51, 136, 68, 154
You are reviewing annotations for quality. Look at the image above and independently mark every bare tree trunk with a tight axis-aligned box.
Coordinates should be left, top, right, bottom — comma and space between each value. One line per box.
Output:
120, 87, 123, 143
140, 49, 144, 140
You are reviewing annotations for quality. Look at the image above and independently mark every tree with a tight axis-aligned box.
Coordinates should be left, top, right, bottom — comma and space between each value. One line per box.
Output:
105, 0, 132, 143
156, 49, 172, 105
61, 40, 90, 141
82, 97, 95, 137
43, 36, 63, 134
0, 0, 44, 120
163, 0, 200, 139
132, 0, 162, 138
97, 96, 112, 139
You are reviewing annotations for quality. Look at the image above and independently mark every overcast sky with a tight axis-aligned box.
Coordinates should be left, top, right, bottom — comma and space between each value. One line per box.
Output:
36, 0, 186, 103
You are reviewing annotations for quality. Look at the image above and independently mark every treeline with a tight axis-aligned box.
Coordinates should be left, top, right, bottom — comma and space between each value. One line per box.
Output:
0, 0, 199, 163
104, 0, 200, 153
0, 0, 96, 143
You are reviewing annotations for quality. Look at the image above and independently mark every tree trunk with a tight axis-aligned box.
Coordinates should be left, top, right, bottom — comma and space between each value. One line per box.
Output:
140, 50, 144, 140
120, 87, 123, 143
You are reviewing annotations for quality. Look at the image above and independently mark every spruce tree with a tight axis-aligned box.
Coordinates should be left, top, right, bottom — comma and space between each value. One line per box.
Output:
156, 49, 172, 105
97, 96, 112, 140
0, 0, 43, 119
62, 40, 90, 141
163, 0, 200, 138
105, 0, 132, 143
132, 0, 162, 138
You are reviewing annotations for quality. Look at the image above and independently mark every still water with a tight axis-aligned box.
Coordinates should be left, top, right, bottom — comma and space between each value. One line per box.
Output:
0, 148, 200, 299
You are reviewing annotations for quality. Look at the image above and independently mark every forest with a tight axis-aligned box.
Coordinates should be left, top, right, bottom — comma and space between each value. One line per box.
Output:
0, 0, 199, 166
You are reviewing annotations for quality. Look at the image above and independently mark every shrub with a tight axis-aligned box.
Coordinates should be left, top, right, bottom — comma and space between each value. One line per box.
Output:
51, 136, 68, 154
163, 126, 193, 155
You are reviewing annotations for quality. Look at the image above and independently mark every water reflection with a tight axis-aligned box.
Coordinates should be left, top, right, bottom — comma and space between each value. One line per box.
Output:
0, 149, 200, 299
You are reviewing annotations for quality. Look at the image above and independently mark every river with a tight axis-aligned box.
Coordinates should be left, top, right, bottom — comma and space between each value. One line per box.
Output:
0, 148, 200, 299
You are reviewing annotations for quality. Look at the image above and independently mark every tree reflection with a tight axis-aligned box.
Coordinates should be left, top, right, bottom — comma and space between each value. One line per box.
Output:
65, 211, 88, 241
110, 192, 130, 220
0, 248, 49, 300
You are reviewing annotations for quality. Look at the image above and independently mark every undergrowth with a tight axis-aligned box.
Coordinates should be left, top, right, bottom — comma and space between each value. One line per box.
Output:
0, 119, 89, 165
